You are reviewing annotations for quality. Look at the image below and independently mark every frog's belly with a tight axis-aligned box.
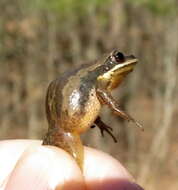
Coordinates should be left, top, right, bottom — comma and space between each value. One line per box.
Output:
61, 89, 101, 133
75, 94, 101, 133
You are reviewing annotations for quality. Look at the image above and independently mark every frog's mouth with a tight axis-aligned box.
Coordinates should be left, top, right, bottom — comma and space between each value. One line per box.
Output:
100, 58, 138, 90
111, 58, 138, 74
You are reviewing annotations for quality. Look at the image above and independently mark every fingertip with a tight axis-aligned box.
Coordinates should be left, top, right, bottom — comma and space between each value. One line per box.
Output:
83, 147, 144, 190
84, 147, 133, 180
5, 145, 86, 190
0, 140, 41, 187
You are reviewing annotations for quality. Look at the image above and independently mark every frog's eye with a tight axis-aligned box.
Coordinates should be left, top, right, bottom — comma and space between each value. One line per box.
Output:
114, 52, 125, 62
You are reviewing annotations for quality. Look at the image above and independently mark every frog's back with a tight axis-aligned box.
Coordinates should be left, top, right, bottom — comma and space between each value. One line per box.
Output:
46, 65, 101, 133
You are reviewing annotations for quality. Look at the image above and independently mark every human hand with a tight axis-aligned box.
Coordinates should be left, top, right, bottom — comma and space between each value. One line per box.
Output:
0, 140, 144, 190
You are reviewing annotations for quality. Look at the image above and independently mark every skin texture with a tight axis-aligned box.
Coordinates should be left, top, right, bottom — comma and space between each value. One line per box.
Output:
0, 140, 144, 190
43, 50, 142, 170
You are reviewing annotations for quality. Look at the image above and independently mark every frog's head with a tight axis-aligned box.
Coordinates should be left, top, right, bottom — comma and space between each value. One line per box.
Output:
97, 50, 138, 90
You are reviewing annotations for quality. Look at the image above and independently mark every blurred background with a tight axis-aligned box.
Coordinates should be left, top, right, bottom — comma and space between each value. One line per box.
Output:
0, 0, 178, 189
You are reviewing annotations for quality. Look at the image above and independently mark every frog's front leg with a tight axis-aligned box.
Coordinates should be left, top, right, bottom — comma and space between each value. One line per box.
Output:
96, 88, 143, 130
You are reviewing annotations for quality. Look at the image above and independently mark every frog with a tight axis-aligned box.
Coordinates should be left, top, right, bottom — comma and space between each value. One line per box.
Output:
42, 50, 143, 170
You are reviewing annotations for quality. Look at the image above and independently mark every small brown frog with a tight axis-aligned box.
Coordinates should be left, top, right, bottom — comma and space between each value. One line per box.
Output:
43, 50, 142, 170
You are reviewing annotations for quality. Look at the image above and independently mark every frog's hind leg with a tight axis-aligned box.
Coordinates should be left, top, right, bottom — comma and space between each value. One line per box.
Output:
43, 129, 84, 170
91, 116, 117, 143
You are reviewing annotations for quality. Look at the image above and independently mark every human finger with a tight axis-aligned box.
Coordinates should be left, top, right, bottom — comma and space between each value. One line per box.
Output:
0, 140, 85, 190
83, 147, 144, 190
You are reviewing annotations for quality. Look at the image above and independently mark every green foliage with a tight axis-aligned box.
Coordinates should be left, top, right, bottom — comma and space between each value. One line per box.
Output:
128, 0, 177, 15
35, 0, 111, 17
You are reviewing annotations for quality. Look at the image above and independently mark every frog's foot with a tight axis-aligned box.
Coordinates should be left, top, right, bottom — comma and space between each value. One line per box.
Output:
91, 116, 117, 143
